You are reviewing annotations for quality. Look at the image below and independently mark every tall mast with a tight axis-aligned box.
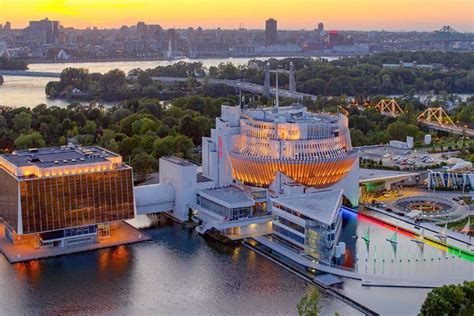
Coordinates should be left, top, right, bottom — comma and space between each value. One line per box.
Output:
275, 71, 279, 111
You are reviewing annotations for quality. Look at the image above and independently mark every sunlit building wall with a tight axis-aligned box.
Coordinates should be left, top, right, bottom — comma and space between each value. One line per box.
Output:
0, 146, 135, 247
202, 104, 359, 205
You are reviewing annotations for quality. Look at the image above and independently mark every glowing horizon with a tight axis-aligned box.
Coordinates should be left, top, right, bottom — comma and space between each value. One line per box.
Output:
0, 0, 473, 32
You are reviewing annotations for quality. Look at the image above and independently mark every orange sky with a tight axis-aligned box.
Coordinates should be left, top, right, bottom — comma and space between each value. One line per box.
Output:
1, 0, 473, 31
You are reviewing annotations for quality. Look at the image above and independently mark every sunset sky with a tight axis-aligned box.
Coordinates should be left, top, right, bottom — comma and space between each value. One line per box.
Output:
1, 0, 473, 31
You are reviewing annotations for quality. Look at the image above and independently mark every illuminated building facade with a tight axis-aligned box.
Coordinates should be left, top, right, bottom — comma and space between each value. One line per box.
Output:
0, 146, 135, 248
202, 103, 359, 206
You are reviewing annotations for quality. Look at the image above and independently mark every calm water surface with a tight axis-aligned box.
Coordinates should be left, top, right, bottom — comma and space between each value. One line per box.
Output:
0, 57, 338, 109
0, 220, 356, 315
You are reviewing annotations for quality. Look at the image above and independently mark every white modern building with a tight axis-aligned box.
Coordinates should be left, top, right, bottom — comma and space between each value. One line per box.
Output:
133, 101, 359, 261
272, 190, 344, 262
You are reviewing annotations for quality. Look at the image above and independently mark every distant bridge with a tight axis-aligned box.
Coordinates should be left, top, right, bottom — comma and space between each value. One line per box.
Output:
373, 100, 474, 138
0, 70, 61, 78
417, 107, 474, 138
0, 69, 318, 101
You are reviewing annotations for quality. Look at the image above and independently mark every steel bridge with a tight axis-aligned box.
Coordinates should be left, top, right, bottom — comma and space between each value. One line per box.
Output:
374, 99, 474, 138
0, 67, 317, 101
417, 107, 474, 138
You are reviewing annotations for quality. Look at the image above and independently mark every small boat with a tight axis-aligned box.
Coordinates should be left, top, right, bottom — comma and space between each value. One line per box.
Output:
411, 228, 425, 244
361, 227, 370, 243
386, 228, 398, 245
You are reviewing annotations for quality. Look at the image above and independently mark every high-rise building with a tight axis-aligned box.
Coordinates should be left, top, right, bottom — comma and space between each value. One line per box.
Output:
265, 18, 278, 46
25, 18, 60, 44
0, 145, 135, 249
317, 22, 324, 33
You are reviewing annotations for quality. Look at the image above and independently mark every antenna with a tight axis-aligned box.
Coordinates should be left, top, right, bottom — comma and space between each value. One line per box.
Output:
238, 88, 242, 107
275, 71, 279, 111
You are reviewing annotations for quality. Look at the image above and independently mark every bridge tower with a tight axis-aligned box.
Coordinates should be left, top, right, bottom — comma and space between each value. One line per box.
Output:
263, 63, 271, 98
417, 107, 456, 127
289, 62, 296, 92
375, 99, 404, 118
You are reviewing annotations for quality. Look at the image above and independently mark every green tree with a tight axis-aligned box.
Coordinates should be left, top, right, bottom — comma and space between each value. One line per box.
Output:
100, 69, 126, 93
83, 120, 97, 135
420, 281, 473, 316
131, 151, 157, 178
12, 112, 32, 132
14, 132, 46, 149
350, 128, 366, 147
179, 115, 202, 145
59, 68, 89, 91
297, 287, 320, 316
137, 71, 153, 87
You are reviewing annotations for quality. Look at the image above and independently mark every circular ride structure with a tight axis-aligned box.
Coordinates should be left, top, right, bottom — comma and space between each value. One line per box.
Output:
394, 196, 461, 222
229, 105, 358, 188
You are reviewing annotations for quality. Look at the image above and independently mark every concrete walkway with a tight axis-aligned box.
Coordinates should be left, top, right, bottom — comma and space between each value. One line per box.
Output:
253, 236, 469, 288
363, 205, 473, 248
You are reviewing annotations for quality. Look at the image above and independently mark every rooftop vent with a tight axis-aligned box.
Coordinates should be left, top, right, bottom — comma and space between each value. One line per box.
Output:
28, 155, 41, 163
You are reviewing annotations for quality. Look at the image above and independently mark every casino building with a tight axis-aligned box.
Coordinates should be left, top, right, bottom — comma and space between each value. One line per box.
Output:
202, 103, 359, 205
0, 145, 135, 249
194, 102, 359, 260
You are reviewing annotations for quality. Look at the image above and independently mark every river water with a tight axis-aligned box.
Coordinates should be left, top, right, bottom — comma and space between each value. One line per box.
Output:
0, 57, 340, 108
0, 218, 356, 315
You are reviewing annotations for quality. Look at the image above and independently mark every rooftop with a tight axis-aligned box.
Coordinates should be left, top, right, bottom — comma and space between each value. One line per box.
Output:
243, 105, 338, 124
199, 185, 254, 208
161, 156, 195, 167
359, 168, 420, 183
2, 146, 119, 169
273, 190, 343, 225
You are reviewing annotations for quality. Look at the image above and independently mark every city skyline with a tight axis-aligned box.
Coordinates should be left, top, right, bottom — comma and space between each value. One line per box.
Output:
1, 0, 473, 32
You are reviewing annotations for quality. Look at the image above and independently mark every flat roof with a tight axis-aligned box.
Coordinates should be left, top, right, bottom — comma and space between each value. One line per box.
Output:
359, 168, 420, 183
2, 146, 118, 169
199, 185, 254, 208
273, 190, 342, 225
161, 156, 194, 167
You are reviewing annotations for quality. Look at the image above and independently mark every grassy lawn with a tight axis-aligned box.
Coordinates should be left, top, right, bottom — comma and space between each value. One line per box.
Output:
443, 216, 473, 236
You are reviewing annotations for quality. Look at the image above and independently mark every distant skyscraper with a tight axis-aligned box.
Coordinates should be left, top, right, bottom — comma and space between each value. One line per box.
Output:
265, 18, 278, 46
26, 18, 60, 44
318, 22, 324, 33
4, 21, 11, 31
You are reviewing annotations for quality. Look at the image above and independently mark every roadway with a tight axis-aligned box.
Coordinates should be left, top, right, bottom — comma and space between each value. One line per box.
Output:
419, 120, 474, 138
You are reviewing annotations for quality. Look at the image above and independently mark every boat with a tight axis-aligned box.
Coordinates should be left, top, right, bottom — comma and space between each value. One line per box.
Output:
386, 228, 398, 245
411, 228, 425, 244
361, 227, 370, 243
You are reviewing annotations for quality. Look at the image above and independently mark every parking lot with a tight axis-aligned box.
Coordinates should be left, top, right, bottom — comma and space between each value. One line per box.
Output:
358, 145, 457, 170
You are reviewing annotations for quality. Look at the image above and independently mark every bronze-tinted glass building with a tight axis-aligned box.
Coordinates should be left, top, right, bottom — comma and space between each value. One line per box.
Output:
0, 146, 135, 246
